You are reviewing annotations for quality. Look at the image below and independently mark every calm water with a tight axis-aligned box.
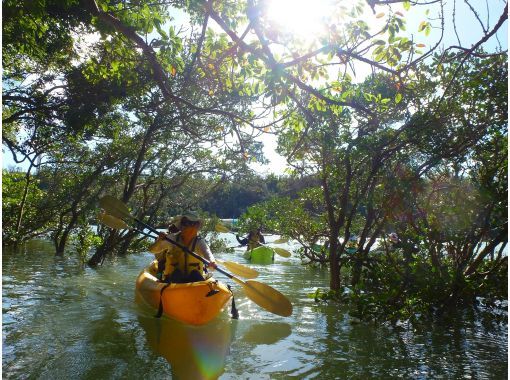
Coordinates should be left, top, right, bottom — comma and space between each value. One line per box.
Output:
3, 236, 508, 379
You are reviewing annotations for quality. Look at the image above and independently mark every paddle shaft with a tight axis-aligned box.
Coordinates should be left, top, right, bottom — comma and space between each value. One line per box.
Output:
133, 217, 236, 280
99, 196, 292, 316
123, 224, 258, 278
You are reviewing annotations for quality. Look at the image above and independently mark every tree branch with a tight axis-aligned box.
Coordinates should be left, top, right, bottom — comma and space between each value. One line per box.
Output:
207, 5, 374, 116
84, 0, 254, 125
436, 3, 508, 110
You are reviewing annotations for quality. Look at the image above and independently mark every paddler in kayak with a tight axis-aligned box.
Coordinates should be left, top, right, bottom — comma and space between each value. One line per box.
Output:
149, 212, 217, 283
236, 228, 265, 251
388, 232, 399, 245
345, 235, 359, 254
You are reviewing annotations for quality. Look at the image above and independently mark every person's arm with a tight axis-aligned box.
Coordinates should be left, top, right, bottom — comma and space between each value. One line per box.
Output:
236, 234, 248, 245
197, 239, 217, 269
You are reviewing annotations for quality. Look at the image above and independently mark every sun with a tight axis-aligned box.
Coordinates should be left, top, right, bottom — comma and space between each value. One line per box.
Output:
265, 0, 337, 41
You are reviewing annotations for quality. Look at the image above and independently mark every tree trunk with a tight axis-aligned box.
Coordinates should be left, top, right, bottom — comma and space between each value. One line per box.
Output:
329, 233, 341, 290
55, 222, 75, 256
88, 232, 117, 266
464, 228, 507, 276
351, 251, 362, 287
87, 245, 107, 266
15, 160, 36, 237
55, 235, 67, 256
118, 234, 135, 256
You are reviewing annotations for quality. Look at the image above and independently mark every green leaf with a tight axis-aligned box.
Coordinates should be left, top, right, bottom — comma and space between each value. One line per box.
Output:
425, 24, 431, 36
395, 93, 402, 104
154, 19, 168, 40
363, 93, 373, 102
111, 61, 119, 72
375, 51, 386, 62
373, 45, 385, 56
403, 1, 411, 11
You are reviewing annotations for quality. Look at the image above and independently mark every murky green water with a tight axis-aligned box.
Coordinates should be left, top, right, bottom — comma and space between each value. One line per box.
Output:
3, 236, 507, 379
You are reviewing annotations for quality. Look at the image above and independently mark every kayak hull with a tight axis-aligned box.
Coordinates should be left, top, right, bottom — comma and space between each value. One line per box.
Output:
243, 246, 274, 264
135, 261, 232, 326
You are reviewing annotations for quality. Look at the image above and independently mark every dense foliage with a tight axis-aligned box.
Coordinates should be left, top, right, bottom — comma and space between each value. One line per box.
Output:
3, 0, 507, 320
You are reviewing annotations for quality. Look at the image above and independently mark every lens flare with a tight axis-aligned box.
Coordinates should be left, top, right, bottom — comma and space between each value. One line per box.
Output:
265, 0, 336, 41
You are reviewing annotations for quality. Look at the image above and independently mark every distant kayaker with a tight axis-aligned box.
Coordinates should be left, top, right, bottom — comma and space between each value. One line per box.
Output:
388, 232, 399, 244
149, 212, 217, 283
387, 232, 402, 249
236, 228, 265, 251
345, 235, 358, 254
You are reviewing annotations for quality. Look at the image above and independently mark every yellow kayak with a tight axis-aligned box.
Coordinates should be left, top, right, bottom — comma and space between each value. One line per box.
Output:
135, 261, 233, 326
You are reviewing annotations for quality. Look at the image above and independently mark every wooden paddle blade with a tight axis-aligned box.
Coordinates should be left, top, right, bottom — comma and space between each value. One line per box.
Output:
217, 260, 258, 279
99, 196, 133, 220
235, 279, 293, 317
215, 223, 230, 233
98, 212, 130, 230
273, 247, 291, 258
273, 237, 289, 244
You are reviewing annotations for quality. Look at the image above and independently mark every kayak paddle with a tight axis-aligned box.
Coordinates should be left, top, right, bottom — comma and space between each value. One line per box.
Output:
214, 223, 231, 233
98, 211, 259, 280
214, 222, 292, 258
99, 196, 293, 317
98, 211, 130, 229
262, 243, 292, 258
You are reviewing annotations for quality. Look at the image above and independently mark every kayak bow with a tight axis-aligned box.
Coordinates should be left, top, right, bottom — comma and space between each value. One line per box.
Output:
244, 246, 275, 264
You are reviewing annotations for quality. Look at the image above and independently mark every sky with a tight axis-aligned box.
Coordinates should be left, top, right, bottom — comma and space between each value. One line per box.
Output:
3, 0, 507, 175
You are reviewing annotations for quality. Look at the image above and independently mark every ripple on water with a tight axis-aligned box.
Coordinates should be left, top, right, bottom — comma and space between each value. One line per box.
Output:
2, 243, 508, 380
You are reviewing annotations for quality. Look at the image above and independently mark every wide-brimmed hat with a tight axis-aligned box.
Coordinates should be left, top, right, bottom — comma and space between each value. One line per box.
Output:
177, 212, 203, 229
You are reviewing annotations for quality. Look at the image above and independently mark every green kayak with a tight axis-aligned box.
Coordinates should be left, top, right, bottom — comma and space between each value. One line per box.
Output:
244, 246, 274, 264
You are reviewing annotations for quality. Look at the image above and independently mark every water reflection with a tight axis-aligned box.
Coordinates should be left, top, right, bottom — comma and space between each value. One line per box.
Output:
3, 238, 508, 379
138, 313, 235, 380
241, 322, 292, 345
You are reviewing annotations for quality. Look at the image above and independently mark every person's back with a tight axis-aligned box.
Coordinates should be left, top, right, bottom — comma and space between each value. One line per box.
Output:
149, 216, 182, 280
247, 229, 265, 251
